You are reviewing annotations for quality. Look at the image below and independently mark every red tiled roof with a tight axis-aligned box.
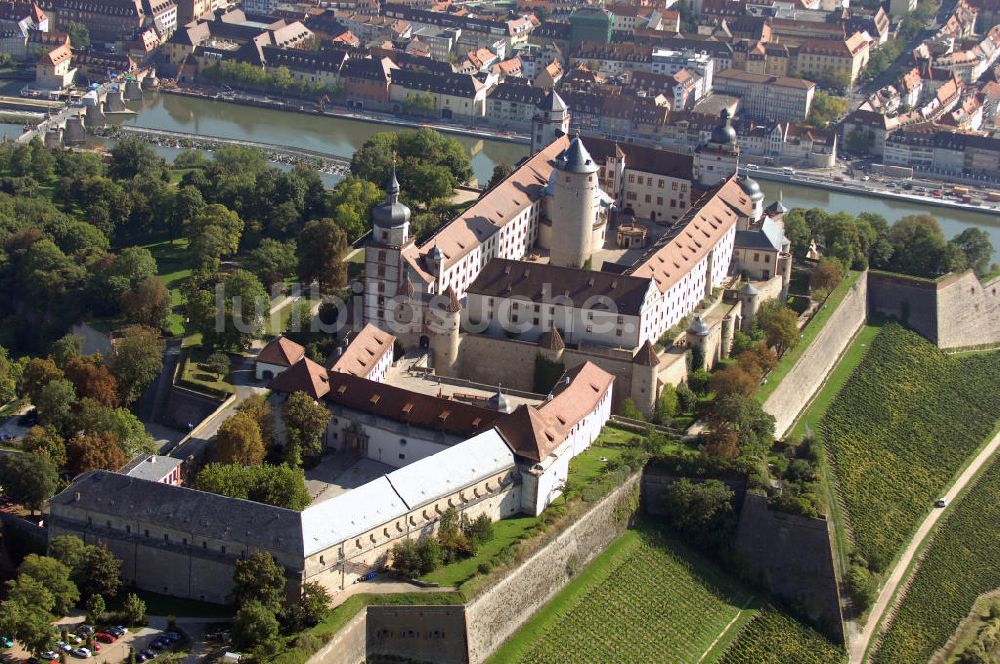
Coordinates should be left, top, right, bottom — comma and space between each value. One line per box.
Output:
329, 323, 395, 377
257, 336, 306, 368
269, 357, 330, 399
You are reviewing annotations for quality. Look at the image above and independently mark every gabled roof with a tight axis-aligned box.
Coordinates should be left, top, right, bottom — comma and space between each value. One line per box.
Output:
269, 356, 330, 399
538, 361, 614, 430
329, 323, 395, 377
496, 403, 563, 462
300, 477, 407, 556
258, 335, 306, 367
632, 340, 660, 366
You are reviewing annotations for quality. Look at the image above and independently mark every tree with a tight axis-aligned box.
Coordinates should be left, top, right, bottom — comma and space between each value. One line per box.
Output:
296, 219, 348, 292
85, 594, 105, 624
22, 426, 67, 468
324, 177, 383, 242
704, 422, 740, 458
49, 535, 86, 572
711, 394, 775, 455
65, 21, 90, 49
661, 478, 734, 535
485, 161, 513, 191
64, 356, 118, 407
109, 325, 164, 405
810, 257, 843, 293
50, 334, 84, 368
231, 551, 286, 612
295, 581, 331, 627
247, 239, 297, 288
166, 185, 206, 240
282, 391, 332, 465
0, 346, 20, 405
204, 352, 231, 378
0, 591, 59, 654
34, 378, 76, 433
109, 138, 166, 182
620, 398, 645, 421
806, 91, 848, 127
465, 514, 494, 547
121, 277, 171, 329
736, 342, 778, 377
653, 384, 678, 425
18, 357, 63, 405
77, 398, 156, 457
188, 270, 269, 350
236, 395, 275, 448
189, 208, 244, 271
73, 542, 121, 600
232, 600, 279, 650
122, 593, 147, 626
948, 228, 994, 277
756, 301, 800, 355
886, 214, 954, 278
67, 430, 127, 475
709, 365, 759, 398
194, 463, 311, 510
350, 129, 472, 197
402, 91, 436, 115
216, 412, 266, 466
0, 454, 58, 513
18, 554, 79, 615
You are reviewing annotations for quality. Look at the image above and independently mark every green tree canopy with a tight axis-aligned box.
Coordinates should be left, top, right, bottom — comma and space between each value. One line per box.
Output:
0, 453, 58, 513
232, 551, 286, 611
282, 391, 332, 466
109, 325, 164, 405
194, 463, 311, 510
296, 218, 348, 292
216, 412, 266, 466
18, 554, 79, 615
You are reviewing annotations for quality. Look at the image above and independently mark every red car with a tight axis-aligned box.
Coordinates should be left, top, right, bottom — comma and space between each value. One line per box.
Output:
95, 633, 116, 644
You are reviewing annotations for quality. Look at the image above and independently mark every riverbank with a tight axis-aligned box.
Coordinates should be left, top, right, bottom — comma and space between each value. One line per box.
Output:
160, 86, 531, 146
753, 168, 1000, 214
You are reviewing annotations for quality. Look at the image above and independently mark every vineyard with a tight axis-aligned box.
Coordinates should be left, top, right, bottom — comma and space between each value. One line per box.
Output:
718, 606, 845, 664
491, 529, 752, 664
820, 323, 1000, 569
872, 456, 1000, 664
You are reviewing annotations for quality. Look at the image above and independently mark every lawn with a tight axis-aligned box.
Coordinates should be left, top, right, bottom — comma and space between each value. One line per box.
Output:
178, 347, 234, 397
756, 270, 861, 403
420, 515, 540, 587
130, 591, 234, 619
717, 605, 846, 664
820, 323, 1000, 571
872, 455, 1000, 664
488, 527, 756, 664
144, 239, 193, 337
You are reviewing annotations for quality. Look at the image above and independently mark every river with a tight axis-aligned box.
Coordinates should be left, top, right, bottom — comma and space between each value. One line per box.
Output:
114, 91, 529, 185
759, 180, 1000, 262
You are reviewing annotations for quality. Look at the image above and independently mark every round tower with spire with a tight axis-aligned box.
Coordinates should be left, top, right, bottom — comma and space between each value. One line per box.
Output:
548, 135, 599, 269
631, 340, 661, 416
372, 166, 410, 247
532, 89, 570, 154
693, 109, 740, 187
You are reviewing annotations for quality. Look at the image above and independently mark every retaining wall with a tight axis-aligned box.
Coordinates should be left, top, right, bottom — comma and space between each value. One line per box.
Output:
307, 609, 367, 664
463, 475, 640, 663
763, 271, 868, 438
367, 605, 468, 663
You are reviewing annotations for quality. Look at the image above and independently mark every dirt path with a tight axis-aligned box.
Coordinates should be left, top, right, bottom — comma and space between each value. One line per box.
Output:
850, 429, 1000, 663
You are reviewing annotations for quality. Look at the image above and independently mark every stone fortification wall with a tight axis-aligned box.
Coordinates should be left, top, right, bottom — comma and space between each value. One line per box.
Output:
366, 605, 469, 664
868, 270, 1000, 349
463, 475, 641, 664
867, 271, 939, 341
763, 271, 868, 438
933, 271, 1000, 349
733, 493, 845, 644
307, 610, 367, 664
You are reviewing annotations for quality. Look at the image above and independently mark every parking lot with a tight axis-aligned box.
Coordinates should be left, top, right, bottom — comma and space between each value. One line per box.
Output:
5, 617, 188, 663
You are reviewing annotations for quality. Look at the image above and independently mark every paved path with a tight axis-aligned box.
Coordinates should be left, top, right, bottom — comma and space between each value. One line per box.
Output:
849, 429, 1000, 663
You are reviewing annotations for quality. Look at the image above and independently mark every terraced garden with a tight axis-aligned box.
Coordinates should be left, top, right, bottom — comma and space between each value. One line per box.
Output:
718, 606, 846, 664
872, 456, 1000, 664
489, 529, 754, 664
820, 323, 1000, 570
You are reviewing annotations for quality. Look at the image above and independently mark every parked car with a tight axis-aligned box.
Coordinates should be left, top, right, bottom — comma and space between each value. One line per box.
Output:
95, 633, 116, 644
57, 642, 72, 653
67, 634, 82, 645
140, 648, 157, 659
41, 651, 59, 660
70, 648, 91, 659
77, 625, 94, 635
935, 497, 949, 507
0, 635, 13, 647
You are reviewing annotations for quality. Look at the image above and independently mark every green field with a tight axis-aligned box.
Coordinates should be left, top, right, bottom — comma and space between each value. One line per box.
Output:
489, 529, 755, 664
820, 323, 1000, 570
718, 606, 845, 664
144, 239, 193, 337
872, 456, 1000, 664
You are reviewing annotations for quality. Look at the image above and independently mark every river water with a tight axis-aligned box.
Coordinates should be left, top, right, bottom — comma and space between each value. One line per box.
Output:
116, 91, 529, 185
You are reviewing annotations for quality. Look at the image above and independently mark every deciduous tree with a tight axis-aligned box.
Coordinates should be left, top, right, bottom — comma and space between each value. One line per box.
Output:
121, 277, 171, 329
810, 258, 843, 293
216, 412, 265, 466
661, 478, 734, 535
77, 398, 156, 456
757, 301, 800, 355
282, 391, 331, 466
73, 542, 121, 600
709, 365, 759, 398
22, 426, 67, 468
67, 430, 127, 475
232, 551, 286, 611
296, 219, 348, 292
18, 554, 79, 615
194, 463, 310, 510
34, 378, 77, 433
236, 395, 275, 448
0, 453, 58, 513
64, 356, 118, 407
109, 325, 164, 405
17, 357, 63, 405
232, 600, 279, 650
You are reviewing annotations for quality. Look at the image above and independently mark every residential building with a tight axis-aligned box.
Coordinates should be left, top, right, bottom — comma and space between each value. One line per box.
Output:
569, 6, 613, 49
713, 68, 815, 121
791, 33, 870, 87
389, 69, 489, 118
47, 0, 146, 43
35, 42, 74, 89
256, 335, 306, 381
123, 454, 183, 486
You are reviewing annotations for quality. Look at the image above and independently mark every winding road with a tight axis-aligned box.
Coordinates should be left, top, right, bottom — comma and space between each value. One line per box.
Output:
849, 429, 1000, 663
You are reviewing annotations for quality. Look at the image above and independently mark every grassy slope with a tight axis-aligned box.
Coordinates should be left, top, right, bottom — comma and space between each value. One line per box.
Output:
143, 239, 193, 337
820, 324, 1000, 569
873, 456, 1000, 664
717, 606, 846, 664
488, 528, 755, 664
756, 270, 861, 403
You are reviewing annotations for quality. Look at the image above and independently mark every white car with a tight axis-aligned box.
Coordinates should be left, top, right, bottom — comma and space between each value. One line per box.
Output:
72, 647, 92, 658
935, 497, 949, 508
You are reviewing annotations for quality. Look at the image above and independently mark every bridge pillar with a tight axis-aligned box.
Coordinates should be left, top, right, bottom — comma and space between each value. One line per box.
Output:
85, 103, 106, 128
124, 79, 142, 101
64, 116, 86, 145
44, 127, 63, 149
105, 90, 126, 113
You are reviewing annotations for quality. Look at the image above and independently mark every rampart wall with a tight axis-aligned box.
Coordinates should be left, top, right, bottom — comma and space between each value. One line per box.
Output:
463, 475, 641, 663
763, 271, 868, 438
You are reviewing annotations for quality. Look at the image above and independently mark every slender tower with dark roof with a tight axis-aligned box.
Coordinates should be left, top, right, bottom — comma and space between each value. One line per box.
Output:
548, 135, 600, 269
531, 89, 570, 154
